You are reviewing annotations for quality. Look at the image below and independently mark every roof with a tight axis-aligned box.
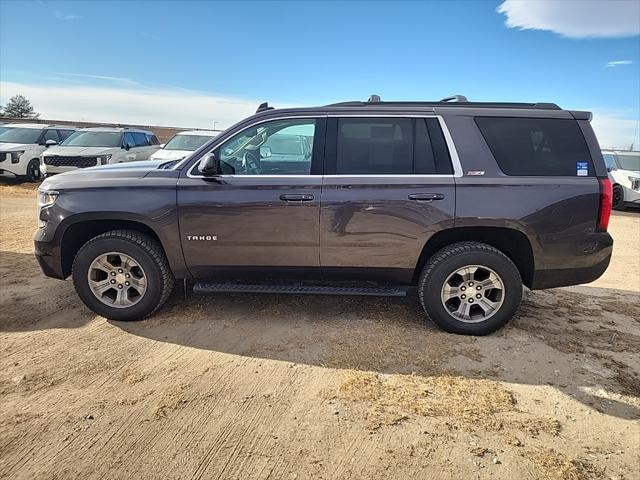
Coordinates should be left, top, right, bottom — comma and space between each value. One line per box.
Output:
3, 123, 76, 129
77, 126, 154, 134
175, 130, 219, 136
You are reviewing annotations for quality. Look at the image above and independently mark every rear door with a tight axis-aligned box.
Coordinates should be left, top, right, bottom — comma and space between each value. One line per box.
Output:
320, 116, 457, 283
177, 117, 326, 279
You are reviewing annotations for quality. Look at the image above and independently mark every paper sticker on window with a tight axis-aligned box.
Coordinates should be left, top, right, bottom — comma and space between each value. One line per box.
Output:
576, 162, 588, 176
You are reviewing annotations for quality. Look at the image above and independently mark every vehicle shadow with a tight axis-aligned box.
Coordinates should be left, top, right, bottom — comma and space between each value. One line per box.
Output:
116, 282, 640, 420
1, 250, 638, 420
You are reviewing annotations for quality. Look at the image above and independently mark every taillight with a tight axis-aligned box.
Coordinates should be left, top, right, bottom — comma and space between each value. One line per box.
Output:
597, 178, 612, 232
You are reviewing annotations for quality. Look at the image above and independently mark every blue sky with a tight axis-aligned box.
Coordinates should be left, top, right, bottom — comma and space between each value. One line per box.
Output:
1, 0, 639, 146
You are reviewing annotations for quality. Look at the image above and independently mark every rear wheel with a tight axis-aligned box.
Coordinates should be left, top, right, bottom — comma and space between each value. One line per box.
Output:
26, 159, 41, 182
612, 184, 626, 211
418, 242, 522, 335
72, 230, 174, 321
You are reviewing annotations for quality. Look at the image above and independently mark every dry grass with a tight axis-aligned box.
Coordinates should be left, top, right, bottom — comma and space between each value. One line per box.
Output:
523, 448, 604, 480
333, 372, 516, 429
0, 181, 39, 197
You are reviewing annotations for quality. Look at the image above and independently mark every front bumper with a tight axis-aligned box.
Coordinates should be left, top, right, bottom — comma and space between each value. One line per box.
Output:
0, 152, 26, 177
34, 239, 65, 279
622, 185, 640, 204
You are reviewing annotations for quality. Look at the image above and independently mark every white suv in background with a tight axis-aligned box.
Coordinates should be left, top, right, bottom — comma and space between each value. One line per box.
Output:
41, 127, 161, 176
602, 149, 640, 210
149, 130, 219, 162
0, 123, 76, 181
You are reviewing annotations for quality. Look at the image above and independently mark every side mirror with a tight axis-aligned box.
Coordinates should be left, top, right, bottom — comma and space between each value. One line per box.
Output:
260, 146, 272, 158
44, 139, 58, 147
198, 153, 220, 176
159, 143, 166, 149
607, 166, 615, 172
123, 142, 134, 151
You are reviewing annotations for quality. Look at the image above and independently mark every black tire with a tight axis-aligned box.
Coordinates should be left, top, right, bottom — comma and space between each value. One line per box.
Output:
418, 241, 522, 335
72, 230, 174, 321
26, 158, 41, 182
612, 184, 626, 211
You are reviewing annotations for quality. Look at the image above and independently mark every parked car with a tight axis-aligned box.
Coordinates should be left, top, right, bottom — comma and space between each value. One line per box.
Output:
41, 127, 160, 176
35, 96, 613, 335
149, 130, 218, 162
0, 123, 76, 181
602, 149, 640, 210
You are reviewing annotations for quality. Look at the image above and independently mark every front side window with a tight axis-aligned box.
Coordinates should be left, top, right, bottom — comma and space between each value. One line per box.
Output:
475, 117, 594, 176
123, 132, 136, 148
214, 119, 316, 175
63, 131, 122, 147
43, 129, 59, 143
57, 129, 75, 141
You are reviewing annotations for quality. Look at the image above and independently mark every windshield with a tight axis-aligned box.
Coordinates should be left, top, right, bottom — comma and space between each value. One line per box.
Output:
0, 127, 42, 144
617, 154, 640, 171
164, 134, 214, 151
62, 131, 122, 147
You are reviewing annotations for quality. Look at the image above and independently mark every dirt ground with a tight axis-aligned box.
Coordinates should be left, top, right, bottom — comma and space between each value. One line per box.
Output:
1, 184, 638, 480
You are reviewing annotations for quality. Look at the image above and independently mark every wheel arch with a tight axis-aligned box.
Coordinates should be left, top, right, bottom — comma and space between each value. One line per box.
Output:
59, 218, 165, 279
414, 226, 535, 288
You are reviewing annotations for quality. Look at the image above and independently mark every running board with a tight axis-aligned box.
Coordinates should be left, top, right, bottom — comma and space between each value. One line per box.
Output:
193, 282, 408, 297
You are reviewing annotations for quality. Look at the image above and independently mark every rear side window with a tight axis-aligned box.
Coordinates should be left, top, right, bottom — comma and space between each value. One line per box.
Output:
335, 118, 453, 175
475, 117, 593, 176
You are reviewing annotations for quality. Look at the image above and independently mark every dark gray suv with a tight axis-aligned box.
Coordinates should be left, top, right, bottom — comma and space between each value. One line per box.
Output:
34, 96, 614, 335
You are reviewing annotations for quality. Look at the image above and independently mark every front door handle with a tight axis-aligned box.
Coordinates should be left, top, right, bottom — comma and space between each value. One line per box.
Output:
408, 193, 445, 202
280, 193, 314, 202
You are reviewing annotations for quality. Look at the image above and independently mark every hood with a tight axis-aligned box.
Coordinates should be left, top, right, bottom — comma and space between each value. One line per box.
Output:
0, 142, 31, 152
44, 145, 119, 156
149, 149, 192, 161
39, 159, 173, 191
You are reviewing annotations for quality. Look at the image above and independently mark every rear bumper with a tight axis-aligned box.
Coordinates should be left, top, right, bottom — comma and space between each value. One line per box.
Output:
530, 232, 613, 289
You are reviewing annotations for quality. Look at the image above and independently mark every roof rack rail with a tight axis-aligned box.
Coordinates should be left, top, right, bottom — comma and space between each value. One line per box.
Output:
440, 95, 468, 102
256, 102, 274, 113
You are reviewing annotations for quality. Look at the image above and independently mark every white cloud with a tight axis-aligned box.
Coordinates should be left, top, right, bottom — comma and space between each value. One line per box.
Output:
54, 10, 81, 21
604, 60, 633, 68
0, 81, 266, 130
497, 0, 640, 38
590, 110, 640, 149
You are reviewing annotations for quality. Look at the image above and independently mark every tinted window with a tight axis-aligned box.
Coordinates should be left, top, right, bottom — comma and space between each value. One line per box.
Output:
335, 118, 453, 175
123, 132, 136, 148
215, 119, 316, 175
147, 134, 160, 145
57, 129, 75, 141
132, 132, 149, 147
475, 117, 593, 176
43, 129, 59, 143
337, 118, 413, 174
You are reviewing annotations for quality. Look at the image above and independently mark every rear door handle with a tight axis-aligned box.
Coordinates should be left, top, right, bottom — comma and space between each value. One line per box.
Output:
280, 193, 314, 202
408, 193, 445, 202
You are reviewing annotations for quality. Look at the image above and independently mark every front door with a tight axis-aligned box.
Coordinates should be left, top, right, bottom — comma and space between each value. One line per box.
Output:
320, 116, 457, 283
178, 117, 325, 279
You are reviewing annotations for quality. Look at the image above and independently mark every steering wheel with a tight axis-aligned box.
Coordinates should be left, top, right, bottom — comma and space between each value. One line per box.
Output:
242, 151, 262, 175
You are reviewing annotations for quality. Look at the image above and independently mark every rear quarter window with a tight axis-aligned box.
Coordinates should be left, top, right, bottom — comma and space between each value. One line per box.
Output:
475, 117, 594, 177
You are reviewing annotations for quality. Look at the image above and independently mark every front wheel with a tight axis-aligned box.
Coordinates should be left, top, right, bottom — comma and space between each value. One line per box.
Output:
26, 158, 41, 182
612, 184, 626, 211
418, 242, 522, 335
72, 230, 174, 321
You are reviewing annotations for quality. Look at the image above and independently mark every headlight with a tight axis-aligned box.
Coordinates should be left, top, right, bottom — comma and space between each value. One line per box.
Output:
97, 154, 112, 165
38, 190, 59, 208
10, 151, 24, 163
629, 176, 640, 191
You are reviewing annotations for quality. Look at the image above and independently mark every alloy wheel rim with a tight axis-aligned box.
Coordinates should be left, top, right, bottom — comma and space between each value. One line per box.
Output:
87, 252, 147, 308
441, 265, 505, 323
